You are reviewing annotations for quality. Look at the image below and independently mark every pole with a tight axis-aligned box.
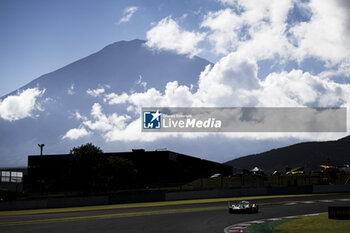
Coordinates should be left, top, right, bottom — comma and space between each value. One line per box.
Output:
38, 144, 45, 156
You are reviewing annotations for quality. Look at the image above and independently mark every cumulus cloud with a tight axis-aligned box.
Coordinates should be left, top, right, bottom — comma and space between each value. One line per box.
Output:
256, 70, 350, 107
146, 16, 205, 57
199, 0, 294, 60
82, 103, 131, 132
87, 88, 105, 97
66, 0, 350, 144
63, 103, 133, 141
62, 127, 91, 140
65, 70, 350, 143
194, 53, 260, 106
0, 88, 45, 121
104, 92, 129, 105
104, 54, 261, 109
289, 0, 350, 64
106, 82, 193, 108
139, 0, 345, 69
104, 53, 350, 110
90, 50, 350, 142
119, 6, 138, 24
201, 8, 243, 54
210, 0, 350, 67
104, 118, 174, 142
75, 112, 87, 121
144, 0, 350, 66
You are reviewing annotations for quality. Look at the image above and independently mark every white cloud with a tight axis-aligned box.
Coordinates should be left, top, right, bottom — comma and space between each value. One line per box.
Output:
63, 103, 132, 141
104, 92, 129, 104
87, 88, 105, 97
67, 84, 75, 95
106, 82, 194, 108
219, 0, 236, 6
136, 75, 147, 90
320, 59, 350, 79
256, 70, 350, 107
201, 8, 243, 54
198, 53, 349, 108
62, 127, 91, 140
210, 0, 350, 66
119, 6, 138, 24
87, 49, 350, 142
289, 0, 350, 65
201, 0, 293, 60
194, 53, 260, 106
104, 118, 175, 142
75, 111, 87, 121
0, 88, 45, 121
181, 13, 189, 20
103, 51, 348, 110
65, 1, 350, 144
146, 16, 206, 57
82, 103, 130, 132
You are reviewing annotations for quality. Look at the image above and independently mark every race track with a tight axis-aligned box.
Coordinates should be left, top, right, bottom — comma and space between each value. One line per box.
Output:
0, 193, 349, 233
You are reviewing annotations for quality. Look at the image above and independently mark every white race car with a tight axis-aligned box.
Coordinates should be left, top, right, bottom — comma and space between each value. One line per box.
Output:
228, 200, 259, 214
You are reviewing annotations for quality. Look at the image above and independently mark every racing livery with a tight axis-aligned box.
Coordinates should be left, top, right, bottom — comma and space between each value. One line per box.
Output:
228, 200, 259, 214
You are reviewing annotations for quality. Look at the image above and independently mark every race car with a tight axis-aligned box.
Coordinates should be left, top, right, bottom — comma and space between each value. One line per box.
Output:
228, 200, 259, 214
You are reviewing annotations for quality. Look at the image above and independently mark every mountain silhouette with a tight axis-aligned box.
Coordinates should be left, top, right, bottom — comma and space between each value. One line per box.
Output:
0, 39, 211, 166
225, 135, 350, 173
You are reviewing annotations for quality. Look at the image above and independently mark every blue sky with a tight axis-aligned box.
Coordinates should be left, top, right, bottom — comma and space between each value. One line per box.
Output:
0, 0, 221, 96
2, 0, 348, 96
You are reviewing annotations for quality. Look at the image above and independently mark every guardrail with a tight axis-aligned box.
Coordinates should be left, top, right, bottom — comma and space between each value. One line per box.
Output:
0, 184, 349, 211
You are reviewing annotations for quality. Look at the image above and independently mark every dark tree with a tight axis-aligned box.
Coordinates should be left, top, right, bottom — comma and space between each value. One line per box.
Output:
70, 142, 103, 156
69, 143, 106, 192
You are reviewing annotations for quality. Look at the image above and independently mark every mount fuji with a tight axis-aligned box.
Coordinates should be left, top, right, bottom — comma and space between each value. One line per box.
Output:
0, 39, 211, 166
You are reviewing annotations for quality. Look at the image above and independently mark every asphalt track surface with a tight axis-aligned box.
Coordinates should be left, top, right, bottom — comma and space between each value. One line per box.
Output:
0, 193, 349, 233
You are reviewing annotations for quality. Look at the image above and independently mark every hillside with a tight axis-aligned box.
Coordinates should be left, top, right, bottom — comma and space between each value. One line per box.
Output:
0, 39, 211, 166
225, 136, 350, 173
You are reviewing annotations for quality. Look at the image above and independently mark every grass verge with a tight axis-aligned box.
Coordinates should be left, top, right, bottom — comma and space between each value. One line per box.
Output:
274, 213, 350, 233
245, 219, 295, 233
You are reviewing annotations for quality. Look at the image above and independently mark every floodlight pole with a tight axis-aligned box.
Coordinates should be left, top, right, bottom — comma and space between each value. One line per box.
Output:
38, 144, 45, 156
